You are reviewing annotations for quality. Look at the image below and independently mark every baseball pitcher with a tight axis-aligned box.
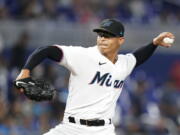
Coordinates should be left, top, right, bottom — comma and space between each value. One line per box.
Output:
14, 19, 175, 135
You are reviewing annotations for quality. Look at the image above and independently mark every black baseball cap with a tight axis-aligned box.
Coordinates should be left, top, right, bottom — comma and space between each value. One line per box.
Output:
93, 19, 125, 37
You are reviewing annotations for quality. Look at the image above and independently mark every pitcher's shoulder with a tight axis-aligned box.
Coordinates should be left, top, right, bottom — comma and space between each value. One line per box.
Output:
117, 53, 136, 63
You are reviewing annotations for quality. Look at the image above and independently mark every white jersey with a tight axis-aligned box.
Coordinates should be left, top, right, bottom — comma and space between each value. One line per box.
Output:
55, 45, 136, 119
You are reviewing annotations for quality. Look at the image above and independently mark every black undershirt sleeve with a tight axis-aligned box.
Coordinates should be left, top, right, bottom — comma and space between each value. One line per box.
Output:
23, 46, 63, 71
133, 42, 158, 68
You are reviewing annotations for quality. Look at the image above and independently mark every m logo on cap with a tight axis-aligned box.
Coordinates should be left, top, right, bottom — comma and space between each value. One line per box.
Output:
101, 21, 113, 27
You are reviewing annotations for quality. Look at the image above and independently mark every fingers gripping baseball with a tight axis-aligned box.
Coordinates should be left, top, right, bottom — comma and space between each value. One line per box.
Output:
153, 32, 175, 47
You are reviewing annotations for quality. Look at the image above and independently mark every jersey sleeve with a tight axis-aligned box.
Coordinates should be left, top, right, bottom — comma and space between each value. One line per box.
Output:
53, 45, 84, 74
125, 53, 137, 75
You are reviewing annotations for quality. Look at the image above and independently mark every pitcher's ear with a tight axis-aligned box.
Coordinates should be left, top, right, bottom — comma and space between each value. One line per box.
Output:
118, 37, 125, 45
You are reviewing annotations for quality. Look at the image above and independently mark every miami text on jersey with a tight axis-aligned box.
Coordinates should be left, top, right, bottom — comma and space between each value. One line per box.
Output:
89, 71, 124, 88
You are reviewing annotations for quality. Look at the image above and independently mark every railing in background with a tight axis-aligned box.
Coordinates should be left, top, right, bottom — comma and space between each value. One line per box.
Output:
0, 19, 179, 54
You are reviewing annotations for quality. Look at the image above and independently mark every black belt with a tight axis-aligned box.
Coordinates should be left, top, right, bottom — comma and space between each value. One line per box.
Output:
68, 116, 111, 126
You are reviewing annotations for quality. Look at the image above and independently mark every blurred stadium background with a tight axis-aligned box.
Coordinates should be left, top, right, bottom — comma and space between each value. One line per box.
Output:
0, 0, 180, 135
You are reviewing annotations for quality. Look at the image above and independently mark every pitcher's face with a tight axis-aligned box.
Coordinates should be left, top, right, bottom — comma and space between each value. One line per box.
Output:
97, 33, 125, 55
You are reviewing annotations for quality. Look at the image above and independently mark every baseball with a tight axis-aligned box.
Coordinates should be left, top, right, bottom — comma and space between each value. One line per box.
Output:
163, 37, 174, 44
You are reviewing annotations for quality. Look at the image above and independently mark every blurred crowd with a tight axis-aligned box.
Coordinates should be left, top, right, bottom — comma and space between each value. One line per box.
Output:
0, 0, 180, 135
0, 0, 179, 24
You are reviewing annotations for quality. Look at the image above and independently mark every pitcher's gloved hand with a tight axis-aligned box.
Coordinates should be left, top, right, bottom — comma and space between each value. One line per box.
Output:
14, 77, 55, 101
